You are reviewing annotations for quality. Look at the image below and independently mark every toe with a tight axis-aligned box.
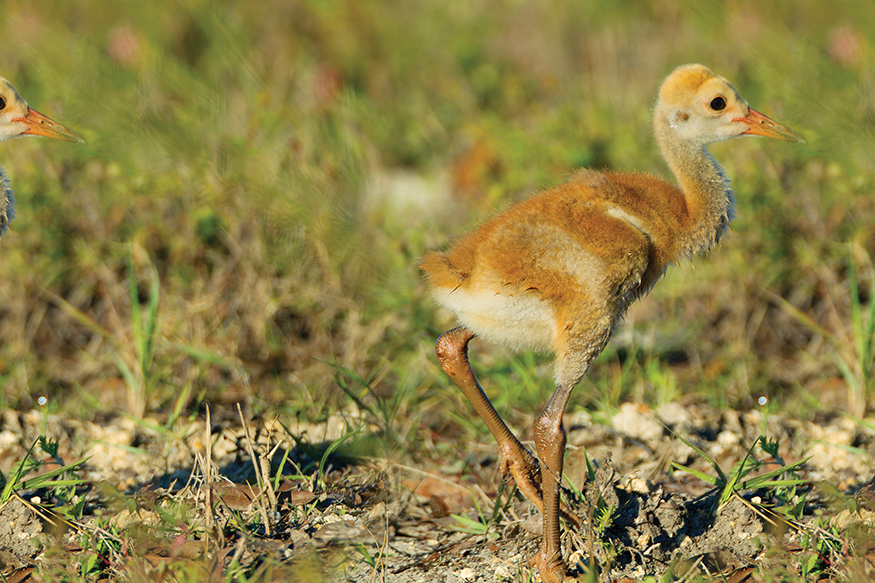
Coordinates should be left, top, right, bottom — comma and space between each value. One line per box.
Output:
531, 548, 568, 583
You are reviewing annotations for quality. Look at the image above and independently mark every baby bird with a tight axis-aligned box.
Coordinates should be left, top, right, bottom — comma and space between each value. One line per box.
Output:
421, 64, 804, 582
0, 76, 85, 242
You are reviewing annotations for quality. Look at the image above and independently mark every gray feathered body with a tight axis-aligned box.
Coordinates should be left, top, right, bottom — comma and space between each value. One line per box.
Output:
0, 167, 13, 241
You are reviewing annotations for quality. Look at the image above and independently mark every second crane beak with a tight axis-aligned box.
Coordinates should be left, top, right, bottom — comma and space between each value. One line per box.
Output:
15, 107, 86, 144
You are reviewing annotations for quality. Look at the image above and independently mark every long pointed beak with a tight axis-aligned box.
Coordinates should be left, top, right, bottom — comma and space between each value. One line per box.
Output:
14, 107, 86, 144
735, 108, 806, 144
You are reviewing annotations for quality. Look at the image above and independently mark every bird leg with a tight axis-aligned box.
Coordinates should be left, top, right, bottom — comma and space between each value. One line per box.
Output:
436, 327, 544, 507
531, 382, 576, 583
435, 327, 582, 530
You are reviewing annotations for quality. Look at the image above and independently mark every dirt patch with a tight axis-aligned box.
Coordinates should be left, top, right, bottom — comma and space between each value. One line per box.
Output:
0, 497, 42, 572
0, 403, 873, 581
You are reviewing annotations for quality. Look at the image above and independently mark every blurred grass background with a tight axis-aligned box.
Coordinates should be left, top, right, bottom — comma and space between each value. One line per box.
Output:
0, 0, 873, 449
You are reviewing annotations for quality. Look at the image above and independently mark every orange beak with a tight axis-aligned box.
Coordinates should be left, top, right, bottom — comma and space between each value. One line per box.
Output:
14, 107, 86, 144
735, 108, 806, 144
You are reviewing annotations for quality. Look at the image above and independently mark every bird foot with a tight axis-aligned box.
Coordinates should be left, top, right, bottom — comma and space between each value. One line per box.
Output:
497, 442, 543, 508
530, 547, 569, 583
496, 443, 582, 530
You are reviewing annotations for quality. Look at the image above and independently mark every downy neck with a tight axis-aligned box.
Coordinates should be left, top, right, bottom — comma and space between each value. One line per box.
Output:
654, 114, 736, 260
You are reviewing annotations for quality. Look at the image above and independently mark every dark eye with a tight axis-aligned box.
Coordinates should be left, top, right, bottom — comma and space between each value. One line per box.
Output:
709, 96, 726, 111
0, 97, 5, 111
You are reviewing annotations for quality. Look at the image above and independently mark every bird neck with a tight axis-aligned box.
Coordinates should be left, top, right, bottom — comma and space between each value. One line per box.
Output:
654, 118, 736, 260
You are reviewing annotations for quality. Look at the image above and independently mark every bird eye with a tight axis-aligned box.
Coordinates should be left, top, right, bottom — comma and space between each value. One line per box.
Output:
709, 96, 726, 111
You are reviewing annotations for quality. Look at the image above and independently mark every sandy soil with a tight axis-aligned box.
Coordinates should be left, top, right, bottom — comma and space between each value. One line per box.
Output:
0, 402, 873, 581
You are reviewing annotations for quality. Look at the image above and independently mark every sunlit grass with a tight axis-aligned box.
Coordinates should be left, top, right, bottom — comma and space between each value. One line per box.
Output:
0, 0, 867, 444
0, 0, 870, 450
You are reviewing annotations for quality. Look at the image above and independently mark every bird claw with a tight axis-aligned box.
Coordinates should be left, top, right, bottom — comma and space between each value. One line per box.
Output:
496, 447, 541, 483
530, 547, 569, 583
496, 443, 544, 509
496, 443, 583, 530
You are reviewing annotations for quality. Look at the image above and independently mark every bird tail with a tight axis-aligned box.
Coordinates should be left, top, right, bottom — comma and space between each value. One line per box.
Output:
420, 251, 466, 290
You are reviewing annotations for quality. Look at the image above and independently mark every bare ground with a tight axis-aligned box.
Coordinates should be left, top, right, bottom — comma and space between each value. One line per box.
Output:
0, 402, 874, 582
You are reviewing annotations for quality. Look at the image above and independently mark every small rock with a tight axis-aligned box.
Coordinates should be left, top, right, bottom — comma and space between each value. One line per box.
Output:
619, 476, 650, 494
612, 403, 664, 444
834, 508, 875, 529
656, 402, 690, 426
717, 430, 740, 447
312, 520, 364, 544
494, 563, 513, 580
567, 549, 586, 566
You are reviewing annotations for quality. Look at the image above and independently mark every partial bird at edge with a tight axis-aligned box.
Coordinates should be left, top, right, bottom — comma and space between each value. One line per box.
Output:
0, 76, 85, 242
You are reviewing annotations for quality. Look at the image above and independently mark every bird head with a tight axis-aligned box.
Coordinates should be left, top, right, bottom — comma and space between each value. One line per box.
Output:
0, 77, 85, 144
656, 64, 805, 148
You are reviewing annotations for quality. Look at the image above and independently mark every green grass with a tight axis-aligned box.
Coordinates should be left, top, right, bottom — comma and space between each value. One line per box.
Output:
1, 0, 872, 416
0, 0, 873, 580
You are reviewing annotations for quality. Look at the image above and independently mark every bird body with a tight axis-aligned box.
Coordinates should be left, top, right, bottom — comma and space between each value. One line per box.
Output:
421, 64, 804, 582
422, 168, 691, 367
0, 76, 84, 241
